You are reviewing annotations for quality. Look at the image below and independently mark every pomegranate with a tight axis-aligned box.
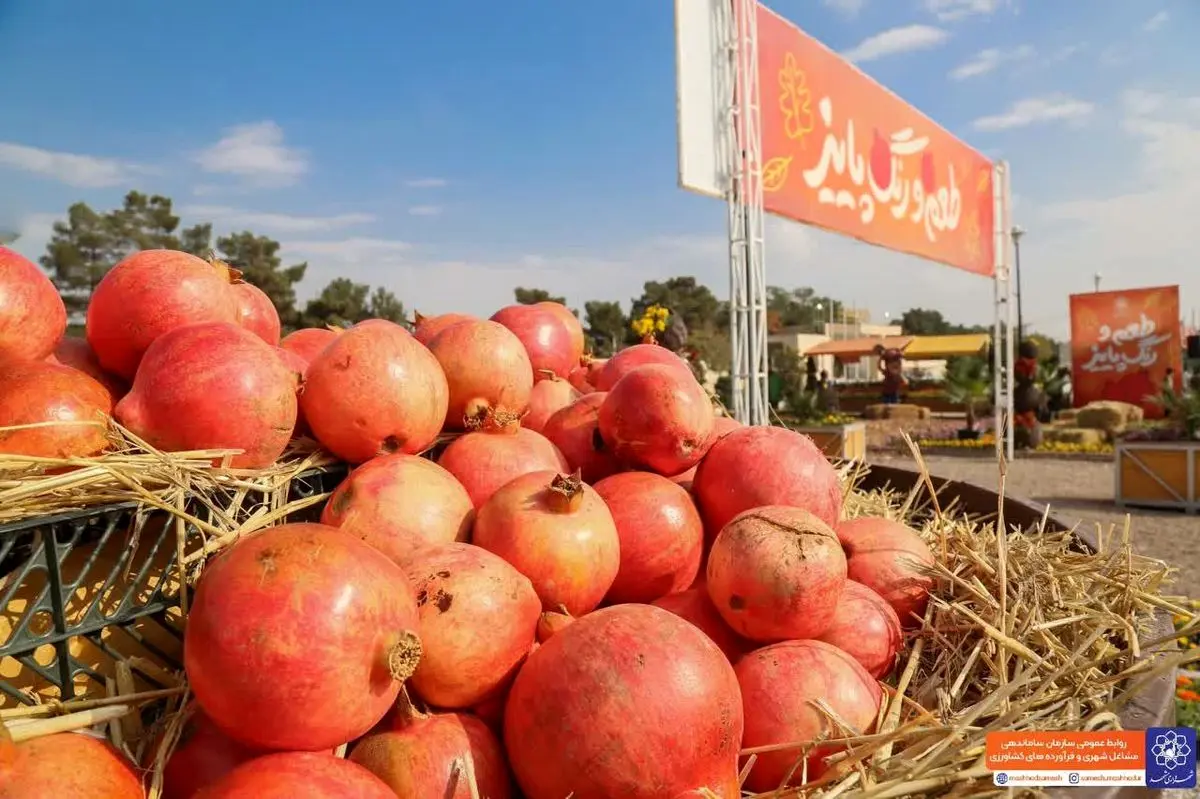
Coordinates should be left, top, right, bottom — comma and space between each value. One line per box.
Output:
50, 336, 126, 397
114, 322, 296, 469
348, 692, 513, 799
693, 425, 843, 539
473, 470, 620, 615
567, 364, 593, 393
491, 304, 576, 380
437, 409, 568, 508
522, 374, 580, 433
736, 640, 883, 790
537, 301, 586, 365
86, 249, 240, 380
541, 393, 622, 483
185, 523, 423, 751
321, 454, 472, 566
162, 709, 263, 799
279, 327, 339, 366
670, 416, 741, 490
427, 319, 533, 428
232, 281, 281, 345
817, 580, 903, 679
594, 471, 703, 604
404, 543, 540, 708
0, 246, 66, 363
302, 319, 448, 462
837, 516, 935, 628
412, 311, 476, 347
593, 344, 691, 391
707, 505, 846, 642
598, 364, 714, 476
194, 752, 394, 798
536, 610, 574, 642
0, 722, 13, 783
274, 346, 308, 382
651, 587, 752, 664
0, 360, 113, 458
3, 733, 143, 799
504, 604, 743, 799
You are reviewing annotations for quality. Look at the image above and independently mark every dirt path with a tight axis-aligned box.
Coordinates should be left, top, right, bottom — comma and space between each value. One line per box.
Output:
869, 452, 1200, 600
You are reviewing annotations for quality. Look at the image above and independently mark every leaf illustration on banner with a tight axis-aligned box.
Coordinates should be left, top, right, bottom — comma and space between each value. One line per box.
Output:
762, 156, 793, 192
778, 53, 813, 141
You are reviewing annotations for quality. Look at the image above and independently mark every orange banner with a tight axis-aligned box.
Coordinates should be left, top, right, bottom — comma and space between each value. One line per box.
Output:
755, 3, 995, 276
1070, 286, 1182, 416
986, 731, 1145, 771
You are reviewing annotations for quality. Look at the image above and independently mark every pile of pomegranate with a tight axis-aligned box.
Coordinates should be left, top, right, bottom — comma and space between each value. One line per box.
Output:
0, 247, 937, 798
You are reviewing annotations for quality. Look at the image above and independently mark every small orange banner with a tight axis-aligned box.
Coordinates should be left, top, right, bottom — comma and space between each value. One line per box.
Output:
754, 3, 996, 277
986, 731, 1146, 771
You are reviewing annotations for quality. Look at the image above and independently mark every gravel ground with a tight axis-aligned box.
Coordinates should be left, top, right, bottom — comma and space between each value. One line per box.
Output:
868, 452, 1200, 600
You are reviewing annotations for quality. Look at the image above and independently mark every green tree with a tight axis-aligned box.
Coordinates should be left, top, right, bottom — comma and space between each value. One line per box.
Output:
583, 300, 627, 356
300, 279, 406, 328
630, 277, 723, 336
367, 287, 406, 325
514, 287, 566, 305
216, 231, 308, 330
766, 286, 843, 332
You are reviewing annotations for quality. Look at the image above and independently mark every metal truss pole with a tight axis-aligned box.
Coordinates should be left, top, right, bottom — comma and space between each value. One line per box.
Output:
991, 161, 1015, 462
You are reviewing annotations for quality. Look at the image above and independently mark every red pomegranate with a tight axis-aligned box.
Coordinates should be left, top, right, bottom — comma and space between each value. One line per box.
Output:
427, 319, 533, 428
593, 344, 691, 391
598, 364, 714, 476
162, 708, 263, 799
836, 516, 935, 628
274, 346, 308, 382
670, 416, 741, 490
537, 301, 586, 365
522, 374, 580, 433
194, 752, 394, 798
0, 246, 67, 363
594, 471, 703, 604
279, 327, 340, 366
817, 580, 903, 679
321, 454, 473, 566
504, 604, 743, 799
412, 311, 476, 347
232, 281, 281, 345
50, 336, 126, 397
4, 733, 143, 799
437, 409, 568, 508
693, 425, 843, 539
541, 393, 623, 483
707, 506, 846, 642
566, 364, 593, 393
491, 304, 576, 380
302, 319, 448, 463
736, 640, 883, 790
473, 470, 620, 615
536, 610, 574, 642
0, 360, 113, 458
86, 249, 240, 380
114, 322, 296, 469
349, 693, 513, 799
651, 587, 752, 664
404, 543, 540, 708
185, 523, 423, 751
0, 722, 13, 784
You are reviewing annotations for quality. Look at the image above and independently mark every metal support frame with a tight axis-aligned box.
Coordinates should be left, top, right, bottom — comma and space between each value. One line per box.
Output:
720, 0, 769, 425
992, 161, 1015, 461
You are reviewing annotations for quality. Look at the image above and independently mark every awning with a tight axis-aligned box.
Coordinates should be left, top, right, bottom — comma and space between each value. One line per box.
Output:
803, 336, 913, 360
903, 333, 990, 360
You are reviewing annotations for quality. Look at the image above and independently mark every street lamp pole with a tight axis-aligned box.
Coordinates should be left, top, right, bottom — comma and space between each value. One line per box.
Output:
1011, 225, 1025, 345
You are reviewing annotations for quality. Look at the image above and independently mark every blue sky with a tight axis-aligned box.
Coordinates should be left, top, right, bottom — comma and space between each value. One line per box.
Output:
1, 0, 1196, 339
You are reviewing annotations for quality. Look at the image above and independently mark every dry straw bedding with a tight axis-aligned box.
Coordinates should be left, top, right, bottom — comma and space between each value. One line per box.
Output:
0, 425, 1197, 798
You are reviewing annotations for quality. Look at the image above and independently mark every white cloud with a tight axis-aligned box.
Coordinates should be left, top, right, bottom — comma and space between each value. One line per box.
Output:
0, 142, 143, 188
949, 45, 1034, 80
405, 178, 447, 188
1143, 10, 1169, 32
182, 205, 375, 234
822, 0, 865, 18
924, 0, 1009, 22
842, 25, 950, 63
408, 205, 443, 217
193, 122, 308, 187
972, 95, 1095, 131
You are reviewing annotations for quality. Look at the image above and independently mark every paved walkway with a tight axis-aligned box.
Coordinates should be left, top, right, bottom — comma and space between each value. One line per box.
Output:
869, 453, 1200, 600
